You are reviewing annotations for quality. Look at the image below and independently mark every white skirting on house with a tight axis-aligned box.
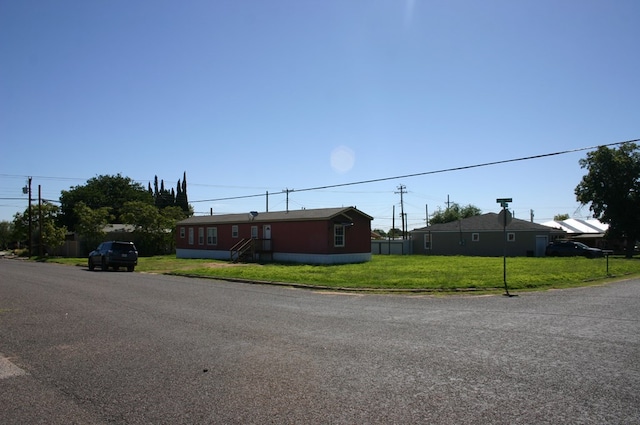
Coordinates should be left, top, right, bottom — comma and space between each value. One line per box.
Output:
176, 249, 229, 260
272, 252, 371, 264
176, 249, 371, 264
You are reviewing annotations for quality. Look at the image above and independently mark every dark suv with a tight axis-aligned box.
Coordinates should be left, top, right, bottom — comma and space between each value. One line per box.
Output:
88, 241, 138, 271
545, 240, 604, 258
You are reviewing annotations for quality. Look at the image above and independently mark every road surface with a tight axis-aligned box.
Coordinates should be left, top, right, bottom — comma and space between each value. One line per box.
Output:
1, 259, 638, 424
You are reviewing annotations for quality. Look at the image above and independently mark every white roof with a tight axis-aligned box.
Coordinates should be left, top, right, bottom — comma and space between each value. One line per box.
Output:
541, 218, 608, 234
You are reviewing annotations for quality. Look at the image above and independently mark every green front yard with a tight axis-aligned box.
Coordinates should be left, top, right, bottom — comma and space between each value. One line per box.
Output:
46, 254, 640, 293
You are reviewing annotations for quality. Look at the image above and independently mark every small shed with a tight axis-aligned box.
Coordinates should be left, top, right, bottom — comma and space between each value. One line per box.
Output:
411, 213, 565, 257
176, 207, 373, 264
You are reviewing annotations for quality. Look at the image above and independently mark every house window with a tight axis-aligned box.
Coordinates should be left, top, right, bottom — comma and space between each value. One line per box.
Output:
180, 227, 185, 239
472, 233, 480, 242
207, 227, 217, 245
198, 227, 204, 245
507, 232, 516, 242
251, 226, 258, 239
188, 228, 194, 245
232, 225, 239, 238
424, 233, 431, 250
334, 224, 345, 247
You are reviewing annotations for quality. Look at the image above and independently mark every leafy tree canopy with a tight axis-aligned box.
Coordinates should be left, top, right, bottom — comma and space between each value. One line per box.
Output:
575, 142, 640, 257
430, 203, 481, 225
387, 228, 404, 238
121, 202, 188, 255
151, 172, 190, 213
554, 213, 570, 221
13, 202, 67, 254
0, 220, 14, 250
59, 174, 153, 230
372, 228, 387, 238
74, 201, 114, 249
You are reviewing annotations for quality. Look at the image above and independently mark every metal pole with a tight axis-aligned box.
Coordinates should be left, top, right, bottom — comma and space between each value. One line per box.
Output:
28, 177, 32, 257
503, 205, 509, 295
496, 198, 514, 297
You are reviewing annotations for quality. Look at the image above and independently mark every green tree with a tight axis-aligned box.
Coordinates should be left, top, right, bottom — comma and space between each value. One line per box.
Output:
159, 206, 188, 252
430, 203, 481, 224
0, 220, 14, 250
13, 202, 67, 256
121, 202, 187, 255
154, 178, 175, 209
175, 171, 190, 213
387, 228, 404, 239
575, 142, 640, 258
554, 213, 570, 221
74, 202, 114, 251
372, 228, 387, 238
59, 174, 153, 231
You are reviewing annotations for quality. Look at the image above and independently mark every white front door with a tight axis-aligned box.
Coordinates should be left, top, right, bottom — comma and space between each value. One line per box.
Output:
263, 225, 271, 250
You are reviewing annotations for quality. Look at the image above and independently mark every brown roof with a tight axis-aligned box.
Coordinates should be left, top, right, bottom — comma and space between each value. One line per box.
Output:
177, 207, 372, 225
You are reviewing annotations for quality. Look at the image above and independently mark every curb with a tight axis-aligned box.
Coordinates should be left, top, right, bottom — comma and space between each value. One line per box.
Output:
165, 272, 504, 294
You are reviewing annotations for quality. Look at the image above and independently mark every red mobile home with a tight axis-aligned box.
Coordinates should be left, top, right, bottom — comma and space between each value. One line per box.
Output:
176, 207, 373, 264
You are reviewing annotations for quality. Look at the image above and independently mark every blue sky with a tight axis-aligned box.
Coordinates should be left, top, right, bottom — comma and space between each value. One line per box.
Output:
1, 0, 638, 231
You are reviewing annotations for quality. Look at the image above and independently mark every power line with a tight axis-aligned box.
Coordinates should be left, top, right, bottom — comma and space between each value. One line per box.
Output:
2, 140, 637, 207
191, 139, 639, 204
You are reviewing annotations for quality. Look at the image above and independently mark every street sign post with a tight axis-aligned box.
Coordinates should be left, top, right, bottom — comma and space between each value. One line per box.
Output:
496, 198, 515, 297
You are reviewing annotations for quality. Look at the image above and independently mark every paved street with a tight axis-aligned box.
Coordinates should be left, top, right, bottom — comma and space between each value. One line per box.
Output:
1, 259, 639, 424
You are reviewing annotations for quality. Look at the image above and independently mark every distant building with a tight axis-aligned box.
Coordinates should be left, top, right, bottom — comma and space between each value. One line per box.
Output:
541, 218, 610, 249
54, 224, 137, 257
411, 213, 565, 257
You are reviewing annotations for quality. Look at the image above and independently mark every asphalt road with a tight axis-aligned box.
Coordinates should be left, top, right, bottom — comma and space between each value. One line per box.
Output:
1, 259, 638, 424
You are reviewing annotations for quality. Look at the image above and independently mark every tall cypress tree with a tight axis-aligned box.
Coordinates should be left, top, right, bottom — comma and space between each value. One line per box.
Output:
176, 171, 189, 213
153, 176, 160, 207
176, 180, 182, 206
156, 179, 173, 209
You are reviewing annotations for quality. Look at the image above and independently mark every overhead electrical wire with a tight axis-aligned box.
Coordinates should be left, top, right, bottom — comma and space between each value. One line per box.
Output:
191, 139, 639, 203
2, 140, 637, 207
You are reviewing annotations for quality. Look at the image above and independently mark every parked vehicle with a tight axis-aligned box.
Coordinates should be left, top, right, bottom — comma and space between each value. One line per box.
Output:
88, 241, 138, 271
545, 240, 604, 258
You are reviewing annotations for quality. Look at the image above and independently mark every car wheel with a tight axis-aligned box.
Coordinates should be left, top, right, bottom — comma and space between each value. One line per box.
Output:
127, 265, 134, 272
88, 259, 95, 271
101, 258, 109, 271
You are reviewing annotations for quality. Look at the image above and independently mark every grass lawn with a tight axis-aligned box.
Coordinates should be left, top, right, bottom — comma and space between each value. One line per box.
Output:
46, 254, 640, 293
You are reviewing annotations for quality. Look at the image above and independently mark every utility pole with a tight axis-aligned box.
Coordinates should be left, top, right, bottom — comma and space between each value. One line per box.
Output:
266, 191, 269, 212
395, 185, 407, 239
28, 177, 32, 257
425, 204, 429, 226
283, 188, 293, 212
392, 205, 395, 240
38, 185, 43, 257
